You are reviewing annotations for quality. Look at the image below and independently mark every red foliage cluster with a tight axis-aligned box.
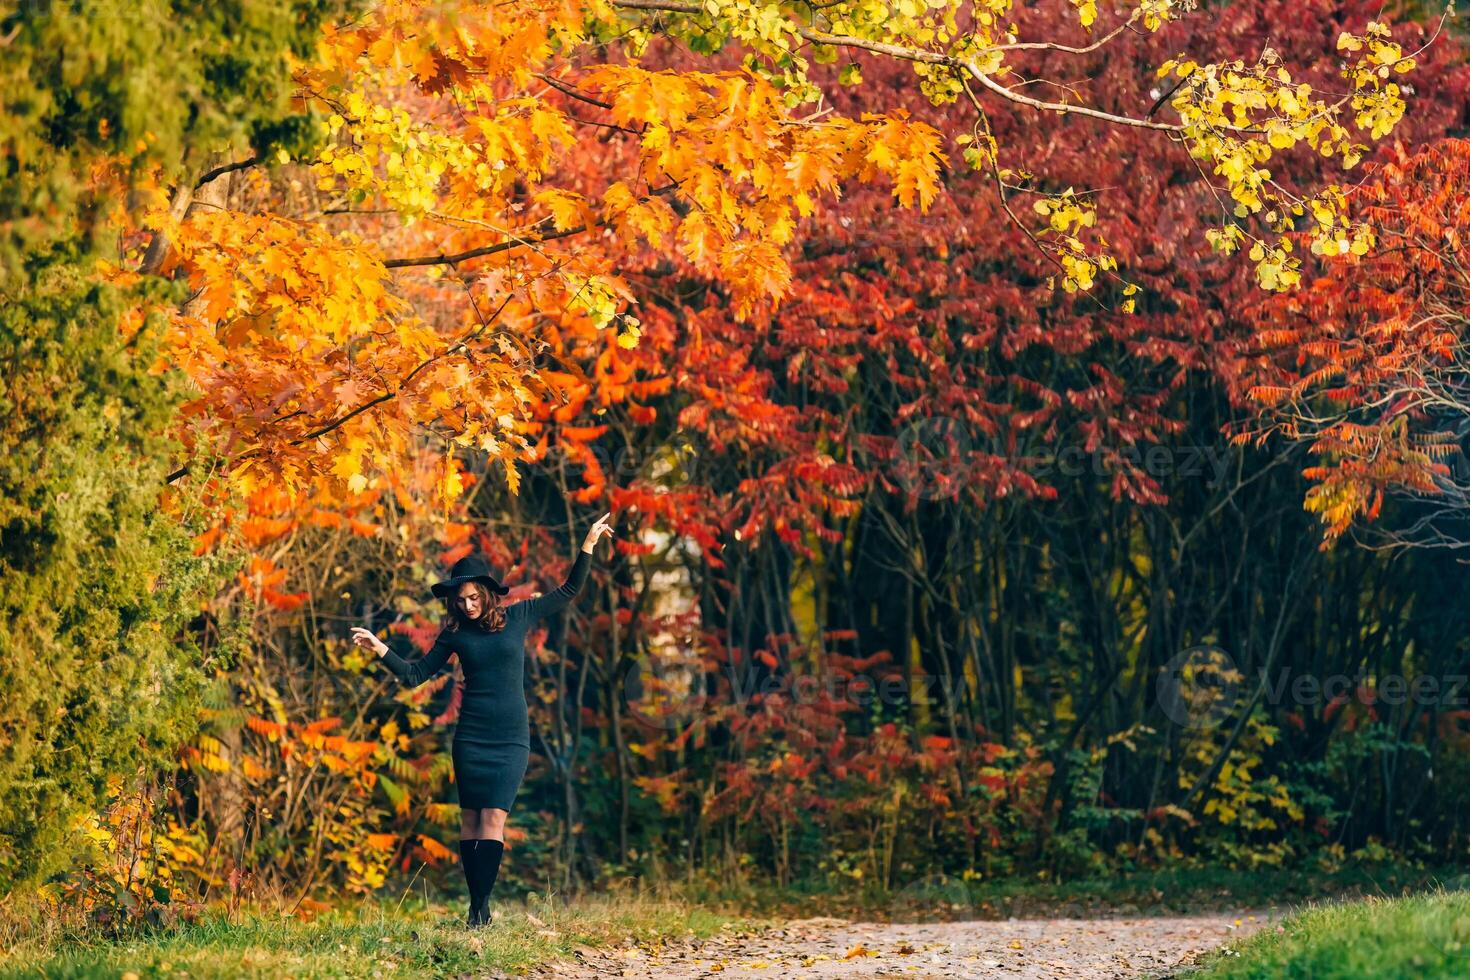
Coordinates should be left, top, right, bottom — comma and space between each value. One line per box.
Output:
1243, 138, 1470, 541
569, 0, 1470, 558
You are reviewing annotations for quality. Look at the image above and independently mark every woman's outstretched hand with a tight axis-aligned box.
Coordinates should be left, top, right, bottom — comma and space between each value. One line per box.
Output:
349, 626, 390, 658
582, 511, 614, 554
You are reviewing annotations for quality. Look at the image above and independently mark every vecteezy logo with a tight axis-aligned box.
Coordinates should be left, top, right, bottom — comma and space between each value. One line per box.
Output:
888, 871, 975, 921
893, 414, 972, 502
1152, 178, 1234, 279
621, 649, 708, 731
1157, 644, 1242, 730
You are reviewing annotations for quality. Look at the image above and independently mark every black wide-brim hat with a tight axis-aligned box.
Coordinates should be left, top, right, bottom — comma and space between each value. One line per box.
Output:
431, 553, 510, 598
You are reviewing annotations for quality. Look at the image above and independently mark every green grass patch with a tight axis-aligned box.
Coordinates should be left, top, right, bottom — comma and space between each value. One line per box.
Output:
1190, 890, 1470, 979
0, 891, 762, 979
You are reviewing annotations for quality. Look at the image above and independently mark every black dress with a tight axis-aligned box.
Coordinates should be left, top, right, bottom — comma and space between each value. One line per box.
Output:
379, 549, 591, 810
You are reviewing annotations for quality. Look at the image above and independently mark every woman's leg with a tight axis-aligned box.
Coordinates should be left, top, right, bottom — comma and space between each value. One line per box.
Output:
473, 808, 509, 917
459, 807, 488, 925
477, 808, 508, 842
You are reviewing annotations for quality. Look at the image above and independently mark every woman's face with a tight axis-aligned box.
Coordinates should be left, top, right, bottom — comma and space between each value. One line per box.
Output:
456, 582, 484, 620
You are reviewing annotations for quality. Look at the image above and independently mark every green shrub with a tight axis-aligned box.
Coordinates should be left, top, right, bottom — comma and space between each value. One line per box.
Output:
0, 0, 350, 893
0, 268, 230, 890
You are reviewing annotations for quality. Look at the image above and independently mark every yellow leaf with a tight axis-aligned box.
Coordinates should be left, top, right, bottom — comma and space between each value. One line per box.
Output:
535, 189, 590, 232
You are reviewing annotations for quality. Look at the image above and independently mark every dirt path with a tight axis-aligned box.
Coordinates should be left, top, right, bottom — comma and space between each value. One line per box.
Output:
535, 912, 1269, 980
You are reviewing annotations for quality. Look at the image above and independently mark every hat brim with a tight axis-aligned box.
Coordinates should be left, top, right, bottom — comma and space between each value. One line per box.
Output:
432, 575, 510, 598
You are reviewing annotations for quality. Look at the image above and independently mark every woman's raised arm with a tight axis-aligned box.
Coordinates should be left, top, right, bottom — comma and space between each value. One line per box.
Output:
516, 512, 614, 623
518, 549, 592, 622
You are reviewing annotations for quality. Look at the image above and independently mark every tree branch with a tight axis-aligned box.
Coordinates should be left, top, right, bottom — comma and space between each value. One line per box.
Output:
139, 179, 196, 275
610, 0, 1233, 136
534, 72, 615, 110
383, 223, 595, 268
196, 156, 261, 189
383, 181, 681, 268
962, 61, 1185, 133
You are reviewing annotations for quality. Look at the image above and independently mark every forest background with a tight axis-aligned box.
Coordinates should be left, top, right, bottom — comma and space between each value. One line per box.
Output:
4, 0, 1470, 933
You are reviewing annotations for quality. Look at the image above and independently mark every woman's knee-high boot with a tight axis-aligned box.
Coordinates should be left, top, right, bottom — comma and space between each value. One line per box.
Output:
475, 839, 505, 921
459, 839, 488, 927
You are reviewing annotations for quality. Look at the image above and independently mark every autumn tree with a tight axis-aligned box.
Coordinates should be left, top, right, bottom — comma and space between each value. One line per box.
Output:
1244, 138, 1470, 549
130, 0, 1434, 512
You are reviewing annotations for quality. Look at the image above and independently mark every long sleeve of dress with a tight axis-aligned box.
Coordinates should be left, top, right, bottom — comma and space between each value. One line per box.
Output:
517, 549, 592, 622
379, 629, 455, 687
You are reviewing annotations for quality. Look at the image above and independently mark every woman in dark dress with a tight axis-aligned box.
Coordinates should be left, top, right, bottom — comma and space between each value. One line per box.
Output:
348, 512, 612, 927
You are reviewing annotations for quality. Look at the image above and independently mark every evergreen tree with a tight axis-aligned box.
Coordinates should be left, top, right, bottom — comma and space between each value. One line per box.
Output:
0, 0, 347, 889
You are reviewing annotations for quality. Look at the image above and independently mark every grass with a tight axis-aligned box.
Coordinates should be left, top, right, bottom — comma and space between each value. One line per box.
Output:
4, 863, 1462, 977
0, 890, 764, 979
1188, 890, 1470, 979
677, 862, 1459, 922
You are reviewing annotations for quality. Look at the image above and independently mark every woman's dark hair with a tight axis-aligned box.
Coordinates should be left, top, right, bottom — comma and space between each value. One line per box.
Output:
444, 581, 507, 633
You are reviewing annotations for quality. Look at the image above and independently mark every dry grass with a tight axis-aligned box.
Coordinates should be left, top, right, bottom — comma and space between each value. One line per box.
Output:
0, 886, 761, 979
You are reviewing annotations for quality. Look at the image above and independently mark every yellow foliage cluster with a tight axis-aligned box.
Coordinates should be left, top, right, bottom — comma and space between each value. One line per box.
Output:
47, 776, 219, 917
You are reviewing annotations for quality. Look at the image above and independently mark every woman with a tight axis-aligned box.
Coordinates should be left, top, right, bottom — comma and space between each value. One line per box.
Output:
348, 512, 613, 926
